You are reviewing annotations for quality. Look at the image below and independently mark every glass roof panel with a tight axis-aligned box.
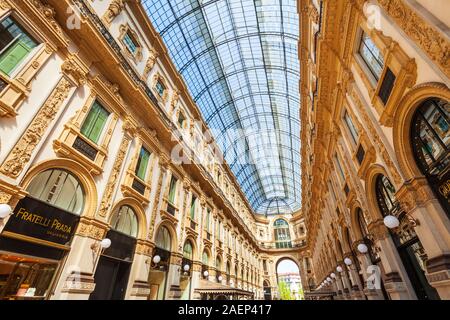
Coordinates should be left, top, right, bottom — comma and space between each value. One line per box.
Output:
143, 0, 301, 215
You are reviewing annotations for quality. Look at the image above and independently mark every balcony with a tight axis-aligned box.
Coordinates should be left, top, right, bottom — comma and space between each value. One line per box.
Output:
166, 202, 176, 216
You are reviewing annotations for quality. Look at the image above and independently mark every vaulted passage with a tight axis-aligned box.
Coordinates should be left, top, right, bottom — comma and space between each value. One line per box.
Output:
143, 0, 301, 215
0, 0, 448, 303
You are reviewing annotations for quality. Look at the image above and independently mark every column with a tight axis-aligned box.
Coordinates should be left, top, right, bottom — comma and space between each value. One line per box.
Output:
126, 241, 154, 300
166, 252, 183, 299
370, 220, 416, 300
191, 261, 202, 300
397, 179, 450, 299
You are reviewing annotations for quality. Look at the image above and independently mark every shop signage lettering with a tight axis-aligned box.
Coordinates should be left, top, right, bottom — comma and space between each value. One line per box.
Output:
3, 197, 80, 245
15, 208, 73, 234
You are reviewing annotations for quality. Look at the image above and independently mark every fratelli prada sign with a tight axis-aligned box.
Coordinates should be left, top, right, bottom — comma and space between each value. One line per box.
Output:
4, 197, 80, 246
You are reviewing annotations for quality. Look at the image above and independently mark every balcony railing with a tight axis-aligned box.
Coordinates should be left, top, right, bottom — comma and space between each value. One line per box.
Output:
132, 178, 146, 195
73, 136, 98, 161
166, 202, 176, 216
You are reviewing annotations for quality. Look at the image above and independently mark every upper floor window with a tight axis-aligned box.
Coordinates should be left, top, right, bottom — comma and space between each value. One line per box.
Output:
168, 176, 177, 204
334, 154, 345, 181
0, 17, 38, 76
80, 100, 110, 144
411, 98, 449, 216
273, 219, 292, 249
299, 226, 305, 235
190, 195, 197, 220
110, 205, 138, 238
26, 169, 85, 215
123, 30, 139, 55
205, 208, 211, 232
375, 175, 399, 216
359, 32, 384, 81
343, 110, 359, 144
177, 111, 186, 128
135, 147, 151, 181
155, 226, 171, 251
183, 241, 193, 260
155, 79, 166, 98
202, 251, 209, 266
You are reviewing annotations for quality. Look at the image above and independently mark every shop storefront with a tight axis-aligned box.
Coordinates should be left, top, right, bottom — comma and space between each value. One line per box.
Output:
90, 205, 138, 300
0, 169, 83, 300
148, 226, 171, 300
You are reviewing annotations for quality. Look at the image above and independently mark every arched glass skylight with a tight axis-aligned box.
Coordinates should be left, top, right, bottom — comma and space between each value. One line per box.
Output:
143, 0, 301, 215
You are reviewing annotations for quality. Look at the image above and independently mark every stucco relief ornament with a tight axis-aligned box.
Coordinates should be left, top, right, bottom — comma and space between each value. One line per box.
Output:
170, 90, 180, 113
98, 136, 131, 218
0, 78, 72, 178
0, 0, 11, 10
62, 59, 87, 85
143, 49, 159, 80
103, 0, 126, 26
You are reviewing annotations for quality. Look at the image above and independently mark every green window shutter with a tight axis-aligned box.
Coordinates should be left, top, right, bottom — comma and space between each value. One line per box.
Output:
206, 210, 211, 232
168, 177, 177, 204
80, 101, 110, 144
0, 39, 34, 75
135, 147, 150, 180
190, 197, 196, 220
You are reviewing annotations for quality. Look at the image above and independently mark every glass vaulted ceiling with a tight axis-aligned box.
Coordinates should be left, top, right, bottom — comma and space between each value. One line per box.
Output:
144, 0, 301, 215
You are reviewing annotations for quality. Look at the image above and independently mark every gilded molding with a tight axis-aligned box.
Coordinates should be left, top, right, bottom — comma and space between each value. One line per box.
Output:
102, 0, 126, 26
0, 77, 72, 178
377, 0, 450, 78
97, 133, 132, 218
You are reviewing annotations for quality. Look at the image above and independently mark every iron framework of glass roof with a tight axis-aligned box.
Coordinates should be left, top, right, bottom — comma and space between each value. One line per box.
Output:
143, 0, 301, 215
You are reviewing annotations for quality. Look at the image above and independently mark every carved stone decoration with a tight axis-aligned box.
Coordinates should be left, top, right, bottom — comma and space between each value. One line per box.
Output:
147, 155, 169, 240
170, 90, 180, 114
75, 217, 109, 241
61, 58, 87, 86
349, 87, 403, 186
30, 0, 66, 39
377, 0, 450, 78
0, 77, 72, 178
143, 48, 159, 80
0, 0, 11, 11
177, 179, 191, 253
97, 134, 132, 218
0, 191, 11, 204
102, 0, 126, 26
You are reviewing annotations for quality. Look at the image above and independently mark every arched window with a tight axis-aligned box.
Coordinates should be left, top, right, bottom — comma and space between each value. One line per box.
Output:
155, 226, 171, 251
110, 205, 138, 238
215, 256, 222, 271
26, 169, 85, 215
356, 208, 369, 238
375, 175, 400, 216
273, 219, 292, 249
411, 98, 449, 215
183, 241, 193, 260
202, 251, 209, 266
375, 175, 439, 300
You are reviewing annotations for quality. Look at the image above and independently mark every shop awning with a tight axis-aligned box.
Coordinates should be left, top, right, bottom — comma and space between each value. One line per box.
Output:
195, 280, 254, 297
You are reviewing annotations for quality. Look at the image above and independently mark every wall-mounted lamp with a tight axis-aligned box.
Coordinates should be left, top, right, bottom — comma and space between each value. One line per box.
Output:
383, 215, 400, 229
336, 266, 343, 273
330, 273, 336, 278
344, 258, 352, 266
357, 243, 368, 254
218, 275, 223, 282
203, 270, 209, 279
0, 203, 12, 220
90, 238, 111, 272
